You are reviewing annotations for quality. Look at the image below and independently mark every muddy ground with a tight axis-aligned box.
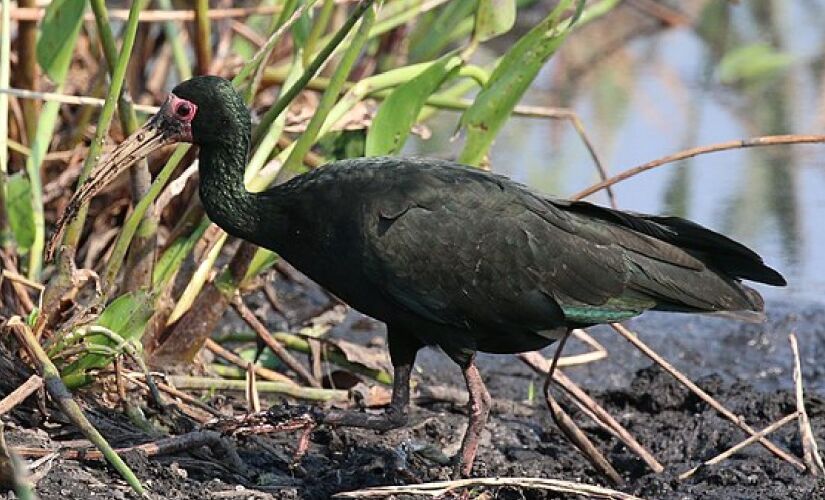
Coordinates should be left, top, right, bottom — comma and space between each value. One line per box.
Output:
2, 295, 825, 499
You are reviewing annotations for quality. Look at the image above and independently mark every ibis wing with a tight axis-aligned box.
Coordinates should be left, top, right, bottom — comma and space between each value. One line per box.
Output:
360, 167, 650, 332
359, 161, 768, 329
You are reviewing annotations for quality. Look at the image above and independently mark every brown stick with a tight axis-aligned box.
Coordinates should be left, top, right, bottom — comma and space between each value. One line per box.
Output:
232, 296, 320, 387
0, 87, 159, 114
1, 254, 36, 314
333, 477, 644, 499
544, 388, 622, 485
246, 363, 261, 413
0, 375, 42, 415
519, 350, 664, 473
1, 269, 44, 291
789, 332, 825, 475
565, 113, 617, 208
1, 5, 285, 22
204, 338, 296, 385
535, 333, 623, 484
679, 412, 800, 480
125, 374, 217, 423
14, 430, 247, 473
611, 323, 805, 471
573, 135, 825, 200
555, 329, 608, 367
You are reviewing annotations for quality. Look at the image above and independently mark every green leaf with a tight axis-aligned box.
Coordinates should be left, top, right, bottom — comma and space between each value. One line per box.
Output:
26, 307, 39, 328
366, 55, 462, 156
458, 0, 582, 165
409, 0, 477, 62
474, 0, 516, 42
318, 129, 367, 159
292, 5, 313, 49
62, 291, 154, 376
6, 173, 34, 251
717, 43, 794, 85
27, 0, 85, 277
36, 0, 85, 82
245, 247, 279, 281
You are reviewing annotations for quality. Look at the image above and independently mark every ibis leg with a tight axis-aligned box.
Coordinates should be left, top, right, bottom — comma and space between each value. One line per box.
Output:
320, 361, 413, 430
454, 357, 491, 478
319, 326, 420, 429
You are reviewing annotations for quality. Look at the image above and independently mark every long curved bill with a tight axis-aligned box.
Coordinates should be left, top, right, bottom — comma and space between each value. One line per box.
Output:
47, 116, 172, 261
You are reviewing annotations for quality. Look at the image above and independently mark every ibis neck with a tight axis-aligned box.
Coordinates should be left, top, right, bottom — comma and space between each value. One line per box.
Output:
198, 140, 268, 244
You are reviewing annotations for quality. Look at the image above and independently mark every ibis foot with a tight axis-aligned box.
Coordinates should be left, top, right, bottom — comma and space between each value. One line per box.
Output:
318, 363, 413, 431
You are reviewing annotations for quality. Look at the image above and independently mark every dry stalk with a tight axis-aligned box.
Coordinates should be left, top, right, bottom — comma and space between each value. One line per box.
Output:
679, 412, 800, 480
231, 20, 266, 47
564, 113, 617, 208
0, 87, 159, 114
14, 430, 247, 474
232, 296, 320, 387
332, 477, 644, 499
1, 270, 44, 291
519, 350, 664, 474
539, 333, 623, 485
165, 375, 348, 402
204, 338, 295, 385
573, 135, 825, 200
545, 389, 623, 485
557, 328, 608, 368
2, 5, 284, 22
611, 322, 805, 471
126, 372, 221, 420
627, 0, 693, 26
1, 254, 36, 314
15, 0, 37, 142
246, 362, 261, 413
789, 332, 825, 475
0, 374, 42, 416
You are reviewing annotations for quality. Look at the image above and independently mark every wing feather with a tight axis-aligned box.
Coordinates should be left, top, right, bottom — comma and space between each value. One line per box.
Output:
356, 159, 774, 331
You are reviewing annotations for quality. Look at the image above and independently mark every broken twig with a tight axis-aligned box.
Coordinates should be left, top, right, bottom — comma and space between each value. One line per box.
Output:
679, 412, 799, 480
232, 296, 320, 387
519, 350, 664, 474
574, 135, 825, 200
611, 323, 805, 471
0, 374, 42, 415
789, 332, 825, 475
333, 477, 643, 499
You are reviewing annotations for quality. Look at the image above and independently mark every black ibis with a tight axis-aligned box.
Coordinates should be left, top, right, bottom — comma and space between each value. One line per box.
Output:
55, 76, 786, 477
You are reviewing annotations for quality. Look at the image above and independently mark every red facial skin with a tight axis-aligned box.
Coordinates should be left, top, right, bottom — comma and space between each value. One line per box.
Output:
164, 94, 198, 142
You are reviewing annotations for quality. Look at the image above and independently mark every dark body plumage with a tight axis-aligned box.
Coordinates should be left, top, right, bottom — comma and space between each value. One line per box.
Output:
201, 150, 784, 364
162, 77, 787, 475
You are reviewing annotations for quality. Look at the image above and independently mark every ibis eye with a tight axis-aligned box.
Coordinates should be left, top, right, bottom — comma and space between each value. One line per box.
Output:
176, 102, 192, 118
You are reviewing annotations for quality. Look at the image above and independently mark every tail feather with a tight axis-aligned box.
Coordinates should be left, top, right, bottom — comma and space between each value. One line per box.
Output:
644, 215, 786, 286
553, 199, 785, 321
561, 200, 787, 286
